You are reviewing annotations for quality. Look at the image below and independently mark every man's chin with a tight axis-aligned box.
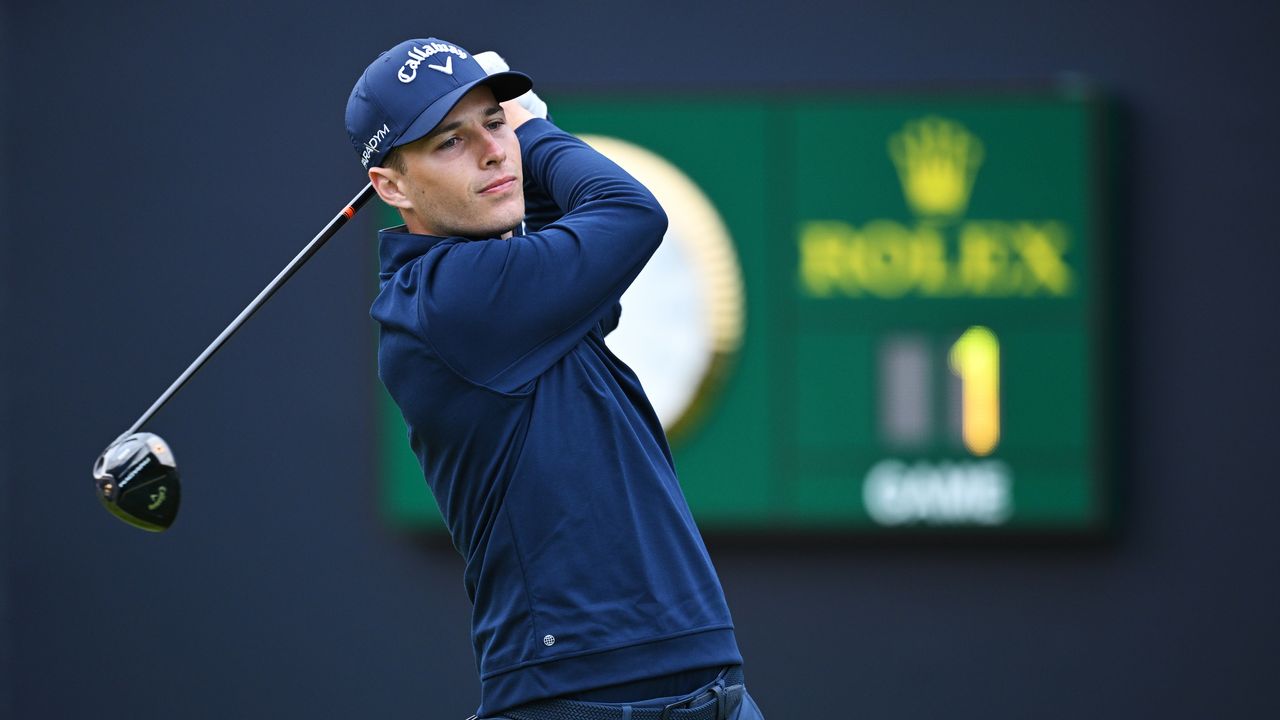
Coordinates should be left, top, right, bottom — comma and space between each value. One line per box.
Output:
445, 198, 525, 240
481, 206, 526, 239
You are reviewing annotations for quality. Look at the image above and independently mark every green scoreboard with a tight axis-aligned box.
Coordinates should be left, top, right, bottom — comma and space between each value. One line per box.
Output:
379, 88, 1112, 534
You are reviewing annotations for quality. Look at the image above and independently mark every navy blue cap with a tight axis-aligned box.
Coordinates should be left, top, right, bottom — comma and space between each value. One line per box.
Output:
346, 38, 533, 170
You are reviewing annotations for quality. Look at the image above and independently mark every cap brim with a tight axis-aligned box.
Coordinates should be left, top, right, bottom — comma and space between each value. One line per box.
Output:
392, 70, 533, 155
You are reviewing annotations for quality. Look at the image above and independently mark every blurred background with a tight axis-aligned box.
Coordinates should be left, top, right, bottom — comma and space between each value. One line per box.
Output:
3, 0, 1279, 717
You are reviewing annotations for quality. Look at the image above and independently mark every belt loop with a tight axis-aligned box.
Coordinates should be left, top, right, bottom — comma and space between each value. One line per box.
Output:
621, 707, 632, 720
661, 675, 728, 720
712, 684, 727, 720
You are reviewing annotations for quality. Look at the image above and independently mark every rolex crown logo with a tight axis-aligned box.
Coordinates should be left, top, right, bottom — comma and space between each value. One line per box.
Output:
888, 116, 985, 219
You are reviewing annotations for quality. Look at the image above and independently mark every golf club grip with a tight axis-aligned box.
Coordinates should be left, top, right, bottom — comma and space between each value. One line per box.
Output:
122, 182, 378, 439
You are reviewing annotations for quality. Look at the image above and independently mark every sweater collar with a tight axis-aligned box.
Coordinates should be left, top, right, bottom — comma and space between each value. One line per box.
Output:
377, 224, 452, 278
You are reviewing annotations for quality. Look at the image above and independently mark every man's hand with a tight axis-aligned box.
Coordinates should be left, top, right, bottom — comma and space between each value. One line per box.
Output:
474, 51, 549, 120
501, 97, 536, 131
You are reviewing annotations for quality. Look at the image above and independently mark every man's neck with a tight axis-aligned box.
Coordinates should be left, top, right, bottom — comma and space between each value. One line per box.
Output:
402, 213, 514, 240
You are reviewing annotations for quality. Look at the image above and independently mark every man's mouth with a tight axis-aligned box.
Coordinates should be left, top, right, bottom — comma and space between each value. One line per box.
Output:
479, 175, 518, 195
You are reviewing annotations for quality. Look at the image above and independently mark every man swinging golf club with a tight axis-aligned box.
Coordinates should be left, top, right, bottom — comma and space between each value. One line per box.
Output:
348, 37, 765, 720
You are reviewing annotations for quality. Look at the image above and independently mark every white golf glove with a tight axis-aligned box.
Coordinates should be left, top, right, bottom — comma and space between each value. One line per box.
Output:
474, 51, 549, 120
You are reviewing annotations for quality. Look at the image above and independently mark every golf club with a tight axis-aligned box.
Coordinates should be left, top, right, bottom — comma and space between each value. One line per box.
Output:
93, 182, 378, 531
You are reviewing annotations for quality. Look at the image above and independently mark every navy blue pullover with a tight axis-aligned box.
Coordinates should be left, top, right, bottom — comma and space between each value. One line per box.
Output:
371, 119, 741, 717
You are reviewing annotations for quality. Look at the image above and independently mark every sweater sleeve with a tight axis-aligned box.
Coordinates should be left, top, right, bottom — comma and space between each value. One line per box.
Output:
418, 119, 666, 390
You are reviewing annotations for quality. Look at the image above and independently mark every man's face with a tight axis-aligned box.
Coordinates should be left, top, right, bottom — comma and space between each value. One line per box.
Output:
387, 86, 524, 238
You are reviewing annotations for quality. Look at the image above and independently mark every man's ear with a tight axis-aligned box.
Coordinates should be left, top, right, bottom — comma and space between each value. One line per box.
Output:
369, 166, 413, 210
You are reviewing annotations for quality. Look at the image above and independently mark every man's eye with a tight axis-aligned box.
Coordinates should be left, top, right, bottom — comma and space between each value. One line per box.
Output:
487, 120, 505, 131
438, 137, 459, 150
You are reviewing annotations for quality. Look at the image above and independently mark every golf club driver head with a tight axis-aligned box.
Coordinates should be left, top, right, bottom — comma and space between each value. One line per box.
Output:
93, 432, 181, 532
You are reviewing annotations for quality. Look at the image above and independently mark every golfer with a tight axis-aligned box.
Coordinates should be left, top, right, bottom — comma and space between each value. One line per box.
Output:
347, 37, 764, 720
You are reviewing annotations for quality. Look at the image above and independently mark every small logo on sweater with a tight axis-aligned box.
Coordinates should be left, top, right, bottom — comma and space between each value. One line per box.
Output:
542, 634, 556, 647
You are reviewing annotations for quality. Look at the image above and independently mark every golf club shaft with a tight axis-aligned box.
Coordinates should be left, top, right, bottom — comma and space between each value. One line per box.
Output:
122, 182, 378, 439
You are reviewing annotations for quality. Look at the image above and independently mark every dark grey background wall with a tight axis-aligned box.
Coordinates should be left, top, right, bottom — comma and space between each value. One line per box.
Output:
4, 1, 1278, 717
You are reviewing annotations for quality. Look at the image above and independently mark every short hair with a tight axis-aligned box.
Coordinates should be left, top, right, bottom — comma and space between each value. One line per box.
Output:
382, 146, 407, 174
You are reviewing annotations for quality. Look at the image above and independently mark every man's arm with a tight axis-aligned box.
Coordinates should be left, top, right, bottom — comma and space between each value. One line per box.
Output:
501, 99, 565, 233
411, 118, 666, 391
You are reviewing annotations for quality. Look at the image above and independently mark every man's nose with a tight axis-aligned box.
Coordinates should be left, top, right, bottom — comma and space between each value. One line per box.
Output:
479, 133, 506, 165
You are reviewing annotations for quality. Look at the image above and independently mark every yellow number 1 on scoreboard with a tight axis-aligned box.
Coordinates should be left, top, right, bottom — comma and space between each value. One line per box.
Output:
949, 326, 1001, 456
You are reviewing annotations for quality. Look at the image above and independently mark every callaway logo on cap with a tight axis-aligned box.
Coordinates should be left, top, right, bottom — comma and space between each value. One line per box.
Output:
345, 37, 533, 170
